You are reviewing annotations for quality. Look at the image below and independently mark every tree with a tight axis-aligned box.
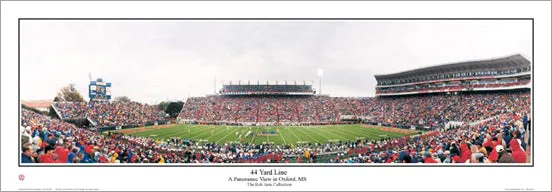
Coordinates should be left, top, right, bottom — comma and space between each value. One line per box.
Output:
55, 84, 85, 102
165, 101, 184, 118
158, 101, 170, 111
113, 96, 132, 103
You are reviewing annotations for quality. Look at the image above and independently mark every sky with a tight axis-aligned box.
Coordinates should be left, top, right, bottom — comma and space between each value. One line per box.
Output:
20, 20, 532, 104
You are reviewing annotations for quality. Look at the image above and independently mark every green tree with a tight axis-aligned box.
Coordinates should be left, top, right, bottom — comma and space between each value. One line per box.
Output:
56, 84, 85, 102
113, 96, 132, 103
165, 101, 184, 118
158, 101, 170, 111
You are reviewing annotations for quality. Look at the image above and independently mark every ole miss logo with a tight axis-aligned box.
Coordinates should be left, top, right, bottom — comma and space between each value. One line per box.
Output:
19, 174, 25, 181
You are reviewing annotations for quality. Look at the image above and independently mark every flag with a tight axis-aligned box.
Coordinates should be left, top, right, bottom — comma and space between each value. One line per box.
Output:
159, 156, 165, 164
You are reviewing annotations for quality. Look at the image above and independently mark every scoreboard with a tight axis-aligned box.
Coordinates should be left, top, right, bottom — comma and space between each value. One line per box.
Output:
89, 78, 111, 101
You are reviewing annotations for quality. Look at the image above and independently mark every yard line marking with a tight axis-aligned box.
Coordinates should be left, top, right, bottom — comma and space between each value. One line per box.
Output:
325, 126, 361, 140
205, 126, 230, 140
150, 125, 203, 139
187, 126, 215, 140
189, 126, 221, 140
317, 127, 348, 141
288, 127, 302, 141
357, 127, 391, 138
236, 127, 247, 142
279, 128, 288, 145
137, 125, 182, 137
303, 127, 332, 140
249, 127, 258, 144
331, 126, 372, 139
294, 126, 323, 143
216, 130, 236, 144
174, 125, 213, 139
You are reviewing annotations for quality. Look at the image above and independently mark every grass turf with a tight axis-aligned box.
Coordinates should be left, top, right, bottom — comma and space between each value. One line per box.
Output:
116, 124, 418, 145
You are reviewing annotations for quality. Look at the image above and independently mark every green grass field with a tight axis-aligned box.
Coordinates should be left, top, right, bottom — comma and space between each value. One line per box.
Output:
116, 124, 418, 145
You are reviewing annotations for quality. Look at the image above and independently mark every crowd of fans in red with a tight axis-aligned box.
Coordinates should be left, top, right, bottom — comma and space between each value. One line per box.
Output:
53, 101, 167, 128
22, 91, 530, 164
179, 96, 364, 124
338, 112, 529, 163
377, 80, 530, 94
365, 92, 530, 128
179, 92, 530, 129
54, 102, 88, 119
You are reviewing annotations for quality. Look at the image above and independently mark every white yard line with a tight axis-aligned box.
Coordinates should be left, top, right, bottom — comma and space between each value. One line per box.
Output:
205, 127, 228, 140
249, 127, 259, 144
216, 130, 236, 144
294, 127, 322, 143
288, 128, 302, 141
304, 127, 332, 140
280, 131, 288, 145
316, 127, 348, 141
189, 127, 215, 140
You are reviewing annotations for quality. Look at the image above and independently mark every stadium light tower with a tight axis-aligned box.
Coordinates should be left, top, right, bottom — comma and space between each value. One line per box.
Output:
317, 69, 324, 95
207, 65, 218, 95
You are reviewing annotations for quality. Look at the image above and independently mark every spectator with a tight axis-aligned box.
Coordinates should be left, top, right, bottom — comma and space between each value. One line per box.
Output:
442, 151, 451, 163
510, 139, 526, 163
496, 145, 514, 163
39, 145, 56, 163
21, 144, 35, 163
460, 143, 471, 163
424, 152, 438, 163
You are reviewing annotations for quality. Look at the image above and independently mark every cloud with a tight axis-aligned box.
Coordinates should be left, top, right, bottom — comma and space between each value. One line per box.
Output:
20, 20, 532, 104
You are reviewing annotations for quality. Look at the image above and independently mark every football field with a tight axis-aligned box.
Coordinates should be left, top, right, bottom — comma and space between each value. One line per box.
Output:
116, 124, 419, 145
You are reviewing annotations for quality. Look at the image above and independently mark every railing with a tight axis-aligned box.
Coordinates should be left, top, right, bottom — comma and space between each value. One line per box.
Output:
87, 117, 97, 126
376, 82, 530, 96
50, 104, 63, 119
376, 71, 531, 88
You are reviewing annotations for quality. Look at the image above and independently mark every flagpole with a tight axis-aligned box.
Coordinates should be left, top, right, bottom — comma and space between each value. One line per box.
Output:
317, 69, 323, 95
319, 76, 322, 95
214, 76, 216, 94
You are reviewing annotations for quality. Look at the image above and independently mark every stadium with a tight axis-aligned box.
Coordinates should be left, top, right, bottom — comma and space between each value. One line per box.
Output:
20, 54, 531, 164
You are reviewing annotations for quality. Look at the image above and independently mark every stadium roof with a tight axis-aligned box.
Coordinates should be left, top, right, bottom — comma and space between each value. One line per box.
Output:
374, 54, 531, 81
222, 80, 314, 86
21, 100, 52, 109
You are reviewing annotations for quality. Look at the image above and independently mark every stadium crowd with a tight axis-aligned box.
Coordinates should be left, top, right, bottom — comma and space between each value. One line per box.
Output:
54, 102, 89, 119
179, 96, 366, 124
53, 101, 168, 128
179, 92, 530, 129
21, 90, 531, 164
327, 112, 529, 163
365, 91, 530, 128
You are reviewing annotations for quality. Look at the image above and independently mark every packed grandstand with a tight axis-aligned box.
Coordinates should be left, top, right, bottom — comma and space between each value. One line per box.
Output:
21, 54, 531, 164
